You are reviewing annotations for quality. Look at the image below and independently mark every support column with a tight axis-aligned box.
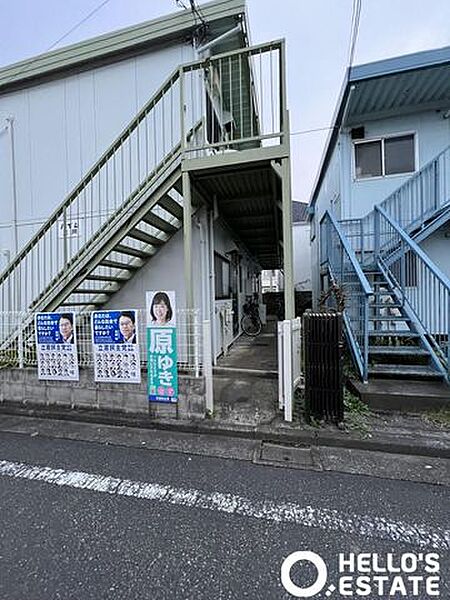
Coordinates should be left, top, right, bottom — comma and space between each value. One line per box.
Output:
182, 170, 194, 310
282, 156, 295, 319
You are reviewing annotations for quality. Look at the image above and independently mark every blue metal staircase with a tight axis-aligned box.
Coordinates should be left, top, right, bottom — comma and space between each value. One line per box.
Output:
321, 144, 450, 385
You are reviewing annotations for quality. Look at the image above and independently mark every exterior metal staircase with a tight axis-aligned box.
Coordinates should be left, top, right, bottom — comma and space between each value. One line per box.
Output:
321, 144, 450, 388
0, 41, 286, 349
0, 68, 185, 318
365, 267, 444, 382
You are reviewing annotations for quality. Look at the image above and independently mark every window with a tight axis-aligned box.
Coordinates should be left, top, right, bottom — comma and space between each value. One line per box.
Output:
214, 253, 231, 299
354, 134, 415, 179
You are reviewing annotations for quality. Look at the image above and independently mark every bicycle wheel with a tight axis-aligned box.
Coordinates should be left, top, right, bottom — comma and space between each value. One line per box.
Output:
241, 314, 262, 337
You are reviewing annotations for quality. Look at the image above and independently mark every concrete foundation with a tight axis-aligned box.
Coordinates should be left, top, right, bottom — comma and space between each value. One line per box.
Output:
0, 368, 206, 421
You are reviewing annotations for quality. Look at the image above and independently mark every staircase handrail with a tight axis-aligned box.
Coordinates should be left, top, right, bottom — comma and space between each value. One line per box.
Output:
321, 210, 373, 381
375, 205, 450, 376
0, 66, 181, 289
378, 143, 450, 231
323, 211, 373, 296
376, 206, 450, 290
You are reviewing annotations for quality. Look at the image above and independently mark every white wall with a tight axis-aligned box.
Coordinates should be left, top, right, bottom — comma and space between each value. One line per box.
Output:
421, 220, 450, 280
310, 143, 341, 304
0, 42, 194, 261
341, 110, 450, 219
293, 222, 312, 291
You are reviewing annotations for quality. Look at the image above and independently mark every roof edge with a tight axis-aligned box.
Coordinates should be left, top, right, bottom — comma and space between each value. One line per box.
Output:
0, 0, 246, 92
308, 44, 450, 214
349, 44, 450, 82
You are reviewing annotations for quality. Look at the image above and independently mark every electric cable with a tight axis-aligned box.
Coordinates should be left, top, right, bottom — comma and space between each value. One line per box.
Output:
2, 0, 113, 86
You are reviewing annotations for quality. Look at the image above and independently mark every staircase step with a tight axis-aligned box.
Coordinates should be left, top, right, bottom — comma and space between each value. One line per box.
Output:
73, 288, 115, 295
369, 346, 428, 357
369, 303, 402, 309
369, 364, 443, 381
369, 331, 419, 338
128, 228, 164, 246
142, 213, 178, 234
86, 274, 130, 283
349, 378, 450, 412
159, 195, 183, 219
369, 315, 410, 321
60, 300, 104, 307
115, 244, 153, 259
99, 259, 139, 271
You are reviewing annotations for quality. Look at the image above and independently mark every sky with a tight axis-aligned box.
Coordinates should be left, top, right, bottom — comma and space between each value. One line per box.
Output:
1, 0, 449, 202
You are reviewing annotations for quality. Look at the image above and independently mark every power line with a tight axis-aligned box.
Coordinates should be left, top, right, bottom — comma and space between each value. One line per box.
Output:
46, 0, 113, 54
290, 126, 336, 137
3, 0, 113, 87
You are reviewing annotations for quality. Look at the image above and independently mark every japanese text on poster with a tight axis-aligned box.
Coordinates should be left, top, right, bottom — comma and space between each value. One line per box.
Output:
35, 312, 79, 381
146, 291, 178, 403
91, 310, 141, 384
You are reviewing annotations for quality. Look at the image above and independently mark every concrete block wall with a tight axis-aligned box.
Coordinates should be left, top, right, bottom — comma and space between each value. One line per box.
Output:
0, 368, 206, 421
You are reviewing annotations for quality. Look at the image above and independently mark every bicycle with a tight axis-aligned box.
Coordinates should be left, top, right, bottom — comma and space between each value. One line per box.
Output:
241, 295, 262, 337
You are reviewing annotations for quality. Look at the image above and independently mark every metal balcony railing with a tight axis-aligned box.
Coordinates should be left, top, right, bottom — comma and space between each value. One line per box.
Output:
181, 40, 287, 157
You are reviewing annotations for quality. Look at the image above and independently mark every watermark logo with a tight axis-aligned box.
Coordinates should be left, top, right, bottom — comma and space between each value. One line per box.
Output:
280, 551, 440, 597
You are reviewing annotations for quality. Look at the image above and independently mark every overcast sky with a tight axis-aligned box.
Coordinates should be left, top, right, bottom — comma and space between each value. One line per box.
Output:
1, 0, 449, 202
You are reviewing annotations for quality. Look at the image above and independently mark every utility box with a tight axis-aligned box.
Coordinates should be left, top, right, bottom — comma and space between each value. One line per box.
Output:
303, 311, 344, 422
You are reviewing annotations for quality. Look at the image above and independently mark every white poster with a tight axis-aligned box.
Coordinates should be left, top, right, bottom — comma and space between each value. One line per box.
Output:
91, 309, 141, 384
35, 312, 79, 381
146, 291, 177, 327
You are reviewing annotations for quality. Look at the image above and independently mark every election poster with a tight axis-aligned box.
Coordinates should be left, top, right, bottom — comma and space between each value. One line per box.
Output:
35, 312, 79, 381
91, 310, 141, 384
146, 291, 178, 403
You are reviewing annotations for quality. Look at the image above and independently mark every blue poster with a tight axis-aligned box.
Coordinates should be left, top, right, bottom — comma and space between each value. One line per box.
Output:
36, 312, 75, 344
92, 310, 138, 344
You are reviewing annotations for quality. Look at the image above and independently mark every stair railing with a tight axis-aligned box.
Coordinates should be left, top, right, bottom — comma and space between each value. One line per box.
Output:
379, 144, 450, 232
0, 68, 182, 316
321, 210, 373, 382
0, 40, 286, 321
375, 205, 450, 377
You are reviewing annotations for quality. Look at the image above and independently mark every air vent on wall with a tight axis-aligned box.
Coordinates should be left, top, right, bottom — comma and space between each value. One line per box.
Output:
351, 126, 365, 140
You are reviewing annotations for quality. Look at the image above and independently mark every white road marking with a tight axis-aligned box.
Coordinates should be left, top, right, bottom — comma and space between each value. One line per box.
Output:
0, 458, 449, 550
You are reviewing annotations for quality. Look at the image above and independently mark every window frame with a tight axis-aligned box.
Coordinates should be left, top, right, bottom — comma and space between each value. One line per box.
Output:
214, 251, 231, 300
353, 132, 417, 181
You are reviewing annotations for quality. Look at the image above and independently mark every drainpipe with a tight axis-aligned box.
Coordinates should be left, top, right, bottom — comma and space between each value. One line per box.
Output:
196, 215, 208, 322
209, 205, 217, 364
6, 117, 19, 256
196, 24, 242, 55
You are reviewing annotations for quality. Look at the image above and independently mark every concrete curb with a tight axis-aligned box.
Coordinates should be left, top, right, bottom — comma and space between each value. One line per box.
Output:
0, 402, 449, 459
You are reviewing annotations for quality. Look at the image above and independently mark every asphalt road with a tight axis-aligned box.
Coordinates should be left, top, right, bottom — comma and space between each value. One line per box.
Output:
0, 430, 448, 600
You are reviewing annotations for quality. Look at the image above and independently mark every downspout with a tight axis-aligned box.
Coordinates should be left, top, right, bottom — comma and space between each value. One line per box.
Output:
196, 24, 242, 55
209, 202, 217, 364
6, 117, 19, 256
196, 215, 208, 322
339, 84, 355, 220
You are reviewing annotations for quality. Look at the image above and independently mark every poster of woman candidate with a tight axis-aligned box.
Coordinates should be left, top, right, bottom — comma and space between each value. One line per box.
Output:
91, 310, 141, 384
146, 291, 178, 403
35, 312, 79, 381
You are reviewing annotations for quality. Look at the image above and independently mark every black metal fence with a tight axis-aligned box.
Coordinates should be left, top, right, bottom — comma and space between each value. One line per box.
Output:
303, 311, 344, 422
